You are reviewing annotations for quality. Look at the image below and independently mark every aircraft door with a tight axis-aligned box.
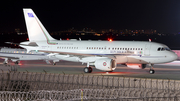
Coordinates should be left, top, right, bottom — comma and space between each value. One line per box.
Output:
144, 44, 151, 56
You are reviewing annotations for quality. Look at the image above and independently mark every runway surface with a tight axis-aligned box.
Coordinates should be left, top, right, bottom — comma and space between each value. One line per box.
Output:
0, 59, 180, 80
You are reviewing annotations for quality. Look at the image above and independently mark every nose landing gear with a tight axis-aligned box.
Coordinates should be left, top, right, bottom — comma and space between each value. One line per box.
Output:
149, 64, 155, 74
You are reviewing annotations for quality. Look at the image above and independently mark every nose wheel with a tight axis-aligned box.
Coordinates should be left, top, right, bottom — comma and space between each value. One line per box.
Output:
149, 69, 155, 74
84, 67, 92, 73
149, 64, 155, 74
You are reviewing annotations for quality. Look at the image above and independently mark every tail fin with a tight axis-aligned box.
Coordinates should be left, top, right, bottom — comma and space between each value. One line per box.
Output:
23, 8, 55, 42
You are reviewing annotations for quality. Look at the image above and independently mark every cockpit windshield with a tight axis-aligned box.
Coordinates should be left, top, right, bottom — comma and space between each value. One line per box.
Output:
157, 47, 171, 51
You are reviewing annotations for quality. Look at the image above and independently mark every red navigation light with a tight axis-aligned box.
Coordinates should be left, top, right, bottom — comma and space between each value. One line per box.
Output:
108, 38, 113, 42
67, 38, 69, 40
27, 38, 29, 41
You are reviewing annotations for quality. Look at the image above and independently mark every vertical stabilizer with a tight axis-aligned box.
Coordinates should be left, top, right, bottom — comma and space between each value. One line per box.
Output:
23, 9, 55, 42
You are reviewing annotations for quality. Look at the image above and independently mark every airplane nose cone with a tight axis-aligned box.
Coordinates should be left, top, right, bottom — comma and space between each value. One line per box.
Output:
169, 52, 178, 62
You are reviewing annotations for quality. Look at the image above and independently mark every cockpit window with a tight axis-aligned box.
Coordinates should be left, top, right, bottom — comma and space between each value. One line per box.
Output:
157, 47, 171, 51
164, 47, 171, 51
161, 48, 165, 51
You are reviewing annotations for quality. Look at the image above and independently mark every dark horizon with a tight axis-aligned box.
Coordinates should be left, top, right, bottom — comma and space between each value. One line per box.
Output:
0, 0, 180, 33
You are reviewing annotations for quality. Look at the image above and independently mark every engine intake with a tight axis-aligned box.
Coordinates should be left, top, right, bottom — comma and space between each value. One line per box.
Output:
94, 58, 116, 71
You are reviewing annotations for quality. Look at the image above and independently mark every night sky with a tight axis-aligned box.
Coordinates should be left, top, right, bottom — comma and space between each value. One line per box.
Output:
0, 0, 180, 33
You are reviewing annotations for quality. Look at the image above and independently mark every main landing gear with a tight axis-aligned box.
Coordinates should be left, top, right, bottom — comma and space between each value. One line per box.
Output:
3, 60, 19, 72
14, 61, 19, 65
53, 62, 56, 65
83, 62, 93, 73
84, 67, 92, 73
149, 64, 155, 74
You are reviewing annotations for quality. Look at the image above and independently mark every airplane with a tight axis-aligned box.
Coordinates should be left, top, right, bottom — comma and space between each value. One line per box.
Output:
0, 47, 59, 66
18, 8, 177, 74
172, 50, 180, 60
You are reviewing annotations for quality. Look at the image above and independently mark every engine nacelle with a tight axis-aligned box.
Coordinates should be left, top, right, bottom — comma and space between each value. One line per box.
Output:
94, 58, 116, 71
126, 63, 146, 69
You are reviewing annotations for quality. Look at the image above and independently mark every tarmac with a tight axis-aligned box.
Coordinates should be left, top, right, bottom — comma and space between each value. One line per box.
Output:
0, 59, 180, 80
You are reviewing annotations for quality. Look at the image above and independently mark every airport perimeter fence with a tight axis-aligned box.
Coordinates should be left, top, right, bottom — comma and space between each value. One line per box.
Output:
0, 72, 180, 100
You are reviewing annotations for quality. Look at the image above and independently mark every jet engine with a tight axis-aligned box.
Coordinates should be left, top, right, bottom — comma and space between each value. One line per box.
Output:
93, 58, 116, 71
126, 63, 146, 69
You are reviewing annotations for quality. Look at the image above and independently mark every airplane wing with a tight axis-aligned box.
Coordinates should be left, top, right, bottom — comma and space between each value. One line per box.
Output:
0, 56, 19, 59
0, 53, 20, 59
39, 50, 136, 60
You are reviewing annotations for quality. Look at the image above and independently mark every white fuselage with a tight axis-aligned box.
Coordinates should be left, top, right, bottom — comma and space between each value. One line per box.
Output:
20, 40, 177, 65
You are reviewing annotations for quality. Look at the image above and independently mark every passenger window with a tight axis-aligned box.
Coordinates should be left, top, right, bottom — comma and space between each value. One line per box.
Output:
157, 48, 161, 51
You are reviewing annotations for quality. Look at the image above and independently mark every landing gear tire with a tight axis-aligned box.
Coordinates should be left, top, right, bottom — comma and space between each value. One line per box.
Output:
14, 61, 19, 65
89, 67, 92, 73
84, 67, 93, 73
149, 69, 155, 74
53, 62, 56, 65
